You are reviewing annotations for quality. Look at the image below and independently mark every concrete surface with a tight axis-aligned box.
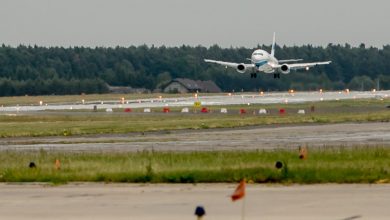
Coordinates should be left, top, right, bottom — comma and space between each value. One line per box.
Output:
0, 183, 389, 220
1, 122, 389, 152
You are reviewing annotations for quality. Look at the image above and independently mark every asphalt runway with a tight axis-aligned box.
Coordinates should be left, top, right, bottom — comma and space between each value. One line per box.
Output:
0, 183, 388, 220
1, 90, 389, 112
1, 122, 389, 152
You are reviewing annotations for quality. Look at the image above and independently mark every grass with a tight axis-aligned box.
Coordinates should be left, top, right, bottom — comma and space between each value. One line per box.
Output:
0, 98, 389, 137
0, 93, 209, 106
0, 111, 389, 137
0, 147, 389, 184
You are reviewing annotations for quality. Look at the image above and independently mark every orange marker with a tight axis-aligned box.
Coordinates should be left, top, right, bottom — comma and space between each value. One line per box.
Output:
55, 159, 61, 170
299, 146, 308, 160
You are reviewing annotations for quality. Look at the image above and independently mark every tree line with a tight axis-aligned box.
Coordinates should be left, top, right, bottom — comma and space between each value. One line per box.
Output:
0, 43, 389, 96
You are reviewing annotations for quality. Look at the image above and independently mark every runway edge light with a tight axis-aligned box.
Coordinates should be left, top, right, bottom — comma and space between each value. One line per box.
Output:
194, 206, 206, 220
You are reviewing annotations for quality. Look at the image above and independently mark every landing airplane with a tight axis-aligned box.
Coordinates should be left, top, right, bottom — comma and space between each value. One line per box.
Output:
204, 33, 331, 79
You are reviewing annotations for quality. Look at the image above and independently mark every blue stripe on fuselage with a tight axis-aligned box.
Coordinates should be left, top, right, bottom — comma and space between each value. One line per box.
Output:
255, 60, 268, 67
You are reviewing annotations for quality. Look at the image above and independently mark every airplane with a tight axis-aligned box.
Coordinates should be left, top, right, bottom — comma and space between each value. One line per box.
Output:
204, 33, 331, 79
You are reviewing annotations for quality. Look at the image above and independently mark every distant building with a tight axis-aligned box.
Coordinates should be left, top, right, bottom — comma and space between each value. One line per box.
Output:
163, 78, 222, 93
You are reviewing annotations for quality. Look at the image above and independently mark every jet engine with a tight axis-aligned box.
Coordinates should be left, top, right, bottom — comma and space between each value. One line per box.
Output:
236, 64, 246, 73
279, 64, 290, 74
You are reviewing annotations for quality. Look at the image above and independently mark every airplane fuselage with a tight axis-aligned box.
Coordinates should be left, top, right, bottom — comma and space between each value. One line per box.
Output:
204, 33, 331, 78
251, 49, 278, 73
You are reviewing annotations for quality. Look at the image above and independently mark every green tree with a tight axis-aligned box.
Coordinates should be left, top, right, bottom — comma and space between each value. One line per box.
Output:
348, 75, 375, 91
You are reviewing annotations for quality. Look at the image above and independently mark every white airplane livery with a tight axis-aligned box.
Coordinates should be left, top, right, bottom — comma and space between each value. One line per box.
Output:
204, 33, 331, 79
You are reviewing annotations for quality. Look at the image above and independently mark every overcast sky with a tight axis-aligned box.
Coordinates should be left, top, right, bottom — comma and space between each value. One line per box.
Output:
0, 0, 389, 48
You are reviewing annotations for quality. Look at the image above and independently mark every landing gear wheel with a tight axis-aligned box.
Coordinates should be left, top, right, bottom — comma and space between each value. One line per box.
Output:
274, 73, 280, 79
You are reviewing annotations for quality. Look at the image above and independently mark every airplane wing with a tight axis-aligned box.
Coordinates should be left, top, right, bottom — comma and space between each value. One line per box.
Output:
276, 61, 331, 70
204, 59, 255, 69
278, 59, 303, 63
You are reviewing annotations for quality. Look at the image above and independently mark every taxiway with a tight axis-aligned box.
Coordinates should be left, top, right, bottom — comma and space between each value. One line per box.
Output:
0, 183, 388, 220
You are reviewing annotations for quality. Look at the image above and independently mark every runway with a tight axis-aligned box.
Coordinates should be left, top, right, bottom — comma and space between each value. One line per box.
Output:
0, 183, 388, 220
1, 122, 389, 152
1, 90, 389, 112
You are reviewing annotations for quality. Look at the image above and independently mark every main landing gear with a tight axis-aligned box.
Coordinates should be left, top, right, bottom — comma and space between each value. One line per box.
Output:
273, 73, 280, 79
250, 73, 257, 78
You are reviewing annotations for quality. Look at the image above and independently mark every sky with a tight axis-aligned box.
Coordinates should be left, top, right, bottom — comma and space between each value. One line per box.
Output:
0, 0, 389, 48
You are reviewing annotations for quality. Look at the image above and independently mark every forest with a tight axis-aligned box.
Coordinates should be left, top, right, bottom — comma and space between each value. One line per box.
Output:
0, 43, 389, 96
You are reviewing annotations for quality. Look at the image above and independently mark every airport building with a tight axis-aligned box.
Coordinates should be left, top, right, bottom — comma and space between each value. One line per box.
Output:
163, 78, 222, 93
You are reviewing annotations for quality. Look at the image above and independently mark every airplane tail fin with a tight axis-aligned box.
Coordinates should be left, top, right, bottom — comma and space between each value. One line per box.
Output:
271, 32, 276, 57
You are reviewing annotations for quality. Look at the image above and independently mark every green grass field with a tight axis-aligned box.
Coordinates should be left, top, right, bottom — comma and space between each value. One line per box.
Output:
0, 98, 389, 137
1, 96, 389, 184
0, 147, 388, 184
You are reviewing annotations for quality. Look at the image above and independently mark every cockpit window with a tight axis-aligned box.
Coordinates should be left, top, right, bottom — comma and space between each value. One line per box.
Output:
254, 52, 263, 56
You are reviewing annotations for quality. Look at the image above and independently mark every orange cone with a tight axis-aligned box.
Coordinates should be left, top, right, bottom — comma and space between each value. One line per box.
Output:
55, 159, 61, 170
299, 146, 308, 160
